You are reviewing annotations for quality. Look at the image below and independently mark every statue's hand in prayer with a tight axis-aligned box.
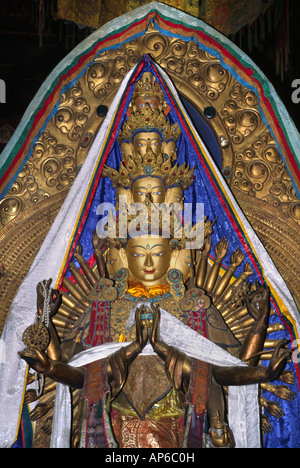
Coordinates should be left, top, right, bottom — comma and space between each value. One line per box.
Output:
135, 305, 152, 351
116, 306, 150, 366
149, 303, 160, 348
148, 303, 170, 362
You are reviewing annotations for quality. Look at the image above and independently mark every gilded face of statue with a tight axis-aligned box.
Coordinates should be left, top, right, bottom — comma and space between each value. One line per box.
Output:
115, 186, 131, 210
164, 140, 177, 161
134, 95, 160, 112
120, 141, 132, 159
126, 236, 171, 285
170, 248, 194, 281
166, 185, 184, 206
106, 246, 125, 279
131, 176, 166, 204
133, 131, 162, 156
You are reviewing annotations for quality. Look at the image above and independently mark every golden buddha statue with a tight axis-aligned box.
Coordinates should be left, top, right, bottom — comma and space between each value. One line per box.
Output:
18, 72, 293, 449
18, 227, 291, 448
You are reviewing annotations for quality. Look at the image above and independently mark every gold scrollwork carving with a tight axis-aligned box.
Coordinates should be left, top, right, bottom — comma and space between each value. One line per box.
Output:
54, 82, 91, 141
0, 131, 75, 228
231, 131, 299, 222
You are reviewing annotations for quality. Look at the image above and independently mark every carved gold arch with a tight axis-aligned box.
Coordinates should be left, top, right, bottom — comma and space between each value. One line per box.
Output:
0, 23, 299, 335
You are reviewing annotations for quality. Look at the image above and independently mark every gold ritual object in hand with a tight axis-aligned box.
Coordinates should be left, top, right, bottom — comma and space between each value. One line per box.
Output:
22, 322, 50, 352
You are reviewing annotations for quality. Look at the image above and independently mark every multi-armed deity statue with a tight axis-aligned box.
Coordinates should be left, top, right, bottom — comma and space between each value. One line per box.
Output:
19, 71, 293, 449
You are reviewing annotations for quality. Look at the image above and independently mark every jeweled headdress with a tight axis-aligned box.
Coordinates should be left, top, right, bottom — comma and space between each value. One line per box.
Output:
102, 148, 195, 189
117, 104, 181, 143
130, 72, 166, 113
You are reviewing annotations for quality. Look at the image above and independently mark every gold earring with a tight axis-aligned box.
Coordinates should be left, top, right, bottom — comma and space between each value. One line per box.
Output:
166, 268, 185, 300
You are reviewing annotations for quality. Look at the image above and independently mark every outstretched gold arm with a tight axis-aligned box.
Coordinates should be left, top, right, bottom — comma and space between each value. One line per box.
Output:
73, 243, 98, 286
196, 235, 211, 288
205, 237, 229, 293
18, 348, 85, 389
149, 304, 291, 389
18, 300, 291, 404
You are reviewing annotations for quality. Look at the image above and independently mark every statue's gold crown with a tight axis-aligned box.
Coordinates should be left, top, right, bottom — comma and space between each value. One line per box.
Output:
102, 148, 195, 190
130, 72, 166, 111
117, 104, 181, 143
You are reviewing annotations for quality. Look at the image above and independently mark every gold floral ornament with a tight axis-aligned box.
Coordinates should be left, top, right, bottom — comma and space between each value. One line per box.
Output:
180, 287, 211, 311
102, 148, 195, 190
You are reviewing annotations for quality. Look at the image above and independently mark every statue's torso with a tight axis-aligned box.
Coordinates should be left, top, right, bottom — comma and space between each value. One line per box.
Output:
111, 355, 186, 419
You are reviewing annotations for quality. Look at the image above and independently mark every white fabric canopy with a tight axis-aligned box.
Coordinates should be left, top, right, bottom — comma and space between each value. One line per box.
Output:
51, 305, 260, 448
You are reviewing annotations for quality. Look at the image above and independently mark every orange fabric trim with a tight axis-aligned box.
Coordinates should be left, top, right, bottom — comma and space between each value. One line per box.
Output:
127, 281, 169, 298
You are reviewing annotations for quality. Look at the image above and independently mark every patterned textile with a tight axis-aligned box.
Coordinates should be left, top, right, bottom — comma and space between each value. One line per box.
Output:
56, 0, 200, 29
111, 412, 185, 448
79, 398, 116, 448
83, 359, 110, 404
79, 353, 212, 448
187, 358, 212, 416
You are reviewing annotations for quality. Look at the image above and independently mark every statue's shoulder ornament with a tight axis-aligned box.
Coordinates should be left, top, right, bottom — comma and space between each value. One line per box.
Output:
179, 287, 211, 312
88, 278, 118, 302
